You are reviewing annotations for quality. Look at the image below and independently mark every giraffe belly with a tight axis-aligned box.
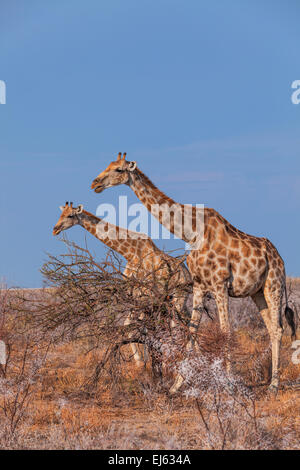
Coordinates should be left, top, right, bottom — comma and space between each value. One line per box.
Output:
228, 270, 267, 298
188, 250, 268, 298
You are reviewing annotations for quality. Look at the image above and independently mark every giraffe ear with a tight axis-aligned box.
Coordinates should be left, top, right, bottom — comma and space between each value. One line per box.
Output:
128, 161, 137, 172
59, 206, 64, 212
76, 204, 83, 214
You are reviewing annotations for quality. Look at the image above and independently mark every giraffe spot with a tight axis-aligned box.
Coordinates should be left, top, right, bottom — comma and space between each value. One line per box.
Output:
203, 269, 210, 278
242, 245, 251, 257
218, 269, 229, 278
257, 258, 265, 269
275, 268, 282, 278
278, 259, 284, 269
240, 266, 248, 276
244, 259, 250, 270
206, 259, 217, 270
215, 243, 227, 256
230, 251, 241, 263
208, 251, 215, 259
145, 261, 151, 270
251, 238, 260, 248
269, 270, 275, 279
201, 243, 210, 253
217, 257, 227, 267
205, 228, 214, 244
249, 270, 257, 282
219, 230, 229, 244
250, 257, 257, 265
254, 249, 262, 257
230, 239, 239, 249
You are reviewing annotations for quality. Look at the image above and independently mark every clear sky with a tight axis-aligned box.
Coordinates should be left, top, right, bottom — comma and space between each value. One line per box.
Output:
0, 0, 299, 287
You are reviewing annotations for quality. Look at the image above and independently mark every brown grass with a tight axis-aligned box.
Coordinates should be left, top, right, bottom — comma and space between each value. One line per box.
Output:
0, 323, 299, 450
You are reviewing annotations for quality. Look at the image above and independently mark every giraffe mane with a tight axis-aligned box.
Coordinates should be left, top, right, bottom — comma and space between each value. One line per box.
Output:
135, 167, 177, 206
81, 209, 99, 219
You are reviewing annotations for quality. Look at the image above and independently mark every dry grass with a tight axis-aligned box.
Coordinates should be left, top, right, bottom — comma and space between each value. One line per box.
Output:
0, 321, 299, 449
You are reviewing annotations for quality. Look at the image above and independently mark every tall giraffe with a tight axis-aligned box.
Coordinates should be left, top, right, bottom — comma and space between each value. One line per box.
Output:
53, 202, 191, 366
91, 153, 296, 392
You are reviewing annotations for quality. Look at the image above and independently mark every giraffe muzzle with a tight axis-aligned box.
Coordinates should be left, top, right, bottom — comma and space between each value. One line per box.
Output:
53, 225, 62, 236
91, 178, 104, 193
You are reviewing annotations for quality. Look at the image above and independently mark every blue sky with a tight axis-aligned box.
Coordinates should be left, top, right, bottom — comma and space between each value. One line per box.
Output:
0, 0, 299, 287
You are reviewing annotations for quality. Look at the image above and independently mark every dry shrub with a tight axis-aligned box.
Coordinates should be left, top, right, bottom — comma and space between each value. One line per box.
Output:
11, 240, 192, 395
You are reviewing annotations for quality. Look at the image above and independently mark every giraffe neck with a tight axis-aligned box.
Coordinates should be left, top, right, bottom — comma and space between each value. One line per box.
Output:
78, 211, 152, 262
129, 168, 197, 243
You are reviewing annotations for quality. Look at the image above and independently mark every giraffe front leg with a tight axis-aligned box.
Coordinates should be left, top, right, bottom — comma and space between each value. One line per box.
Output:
214, 284, 232, 374
124, 312, 144, 367
169, 286, 205, 394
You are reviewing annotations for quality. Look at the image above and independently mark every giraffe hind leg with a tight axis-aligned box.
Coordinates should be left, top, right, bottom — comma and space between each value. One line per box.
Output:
263, 282, 283, 391
252, 286, 283, 390
251, 290, 272, 384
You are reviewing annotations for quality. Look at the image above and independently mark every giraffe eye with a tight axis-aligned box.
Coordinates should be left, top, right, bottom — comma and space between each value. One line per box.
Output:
115, 168, 123, 173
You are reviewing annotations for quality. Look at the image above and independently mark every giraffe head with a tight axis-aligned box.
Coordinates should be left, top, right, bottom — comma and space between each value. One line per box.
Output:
91, 152, 137, 193
53, 202, 84, 235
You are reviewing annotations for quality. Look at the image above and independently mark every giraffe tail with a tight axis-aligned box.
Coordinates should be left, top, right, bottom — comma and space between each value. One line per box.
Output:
284, 306, 296, 340
284, 285, 297, 340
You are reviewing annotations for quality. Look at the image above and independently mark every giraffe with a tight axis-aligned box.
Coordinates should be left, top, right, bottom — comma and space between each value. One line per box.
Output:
91, 153, 296, 392
53, 201, 191, 367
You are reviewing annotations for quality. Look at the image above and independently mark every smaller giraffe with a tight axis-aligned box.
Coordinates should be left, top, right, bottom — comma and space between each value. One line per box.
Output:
53, 202, 191, 365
